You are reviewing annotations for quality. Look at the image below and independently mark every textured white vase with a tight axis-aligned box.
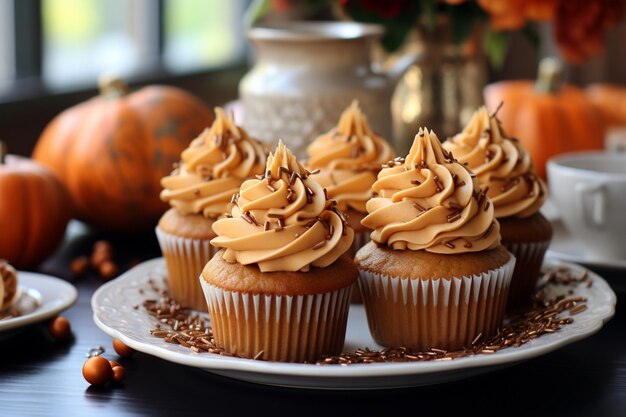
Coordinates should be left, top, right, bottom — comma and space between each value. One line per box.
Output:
239, 21, 410, 158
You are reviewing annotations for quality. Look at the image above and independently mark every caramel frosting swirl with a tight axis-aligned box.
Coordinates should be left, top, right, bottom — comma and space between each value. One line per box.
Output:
305, 101, 395, 213
160, 108, 267, 218
443, 106, 547, 218
211, 141, 354, 272
0, 260, 17, 311
362, 128, 500, 253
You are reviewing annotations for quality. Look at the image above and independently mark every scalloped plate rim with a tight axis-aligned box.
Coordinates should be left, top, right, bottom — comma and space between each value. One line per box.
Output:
0, 272, 78, 332
91, 257, 616, 384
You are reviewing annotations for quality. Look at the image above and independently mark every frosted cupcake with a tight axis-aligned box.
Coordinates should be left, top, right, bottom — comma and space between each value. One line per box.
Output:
355, 128, 515, 351
443, 106, 552, 311
306, 100, 395, 257
157, 108, 267, 310
306, 101, 394, 303
201, 141, 356, 363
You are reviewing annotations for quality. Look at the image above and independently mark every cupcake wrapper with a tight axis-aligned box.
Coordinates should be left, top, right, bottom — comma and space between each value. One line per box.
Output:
156, 228, 218, 311
348, 229, 371, 304
200, 279, 352, 363
358, 255, 516, 351
504, 240, 551, 312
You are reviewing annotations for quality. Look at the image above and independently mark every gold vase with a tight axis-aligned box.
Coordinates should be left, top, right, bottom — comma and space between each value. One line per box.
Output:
390, 20, 487, 154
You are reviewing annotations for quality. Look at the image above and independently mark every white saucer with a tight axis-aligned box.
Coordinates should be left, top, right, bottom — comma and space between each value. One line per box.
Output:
546, 220, 626, 270
92, 257, 615, 390
0, 272, 78, 335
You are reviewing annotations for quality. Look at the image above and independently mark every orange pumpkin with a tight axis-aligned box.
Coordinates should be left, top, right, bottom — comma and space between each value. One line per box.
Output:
0, 142, 71, 269
33, 76, 213, 233
585, 83, 626, 128
484, 58, 605, 179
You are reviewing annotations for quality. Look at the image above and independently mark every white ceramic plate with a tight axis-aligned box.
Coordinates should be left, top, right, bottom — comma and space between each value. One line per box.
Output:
0, 272, 78, 335
92, 257, 616, 390
546, 220, 626, 270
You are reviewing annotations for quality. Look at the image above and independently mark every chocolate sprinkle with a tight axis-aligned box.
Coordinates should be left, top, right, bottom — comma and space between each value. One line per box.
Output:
279, 166, 292, 178
242, 212, 258, 226
447, 212, 461, 223
312, 240, 327, 250
305, 219, 318, 228
413, 202, 427, 213
501, 177, 520, 192
144, 260, 590, 365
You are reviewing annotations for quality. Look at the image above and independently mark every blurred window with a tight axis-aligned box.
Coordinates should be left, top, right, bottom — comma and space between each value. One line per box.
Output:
163, 0, 247, 73
29, 0, 248, 91
0, 0, 15, 93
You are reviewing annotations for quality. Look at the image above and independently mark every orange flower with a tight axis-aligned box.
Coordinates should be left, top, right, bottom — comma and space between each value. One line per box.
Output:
478, 0, 558, 31
554, 0, 625, 64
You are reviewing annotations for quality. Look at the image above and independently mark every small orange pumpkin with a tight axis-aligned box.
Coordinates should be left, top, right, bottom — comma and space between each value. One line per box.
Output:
33, 76, 214, 233
484, 57, 605, 179
0, 142, 71, 269
585, 83, 626, 128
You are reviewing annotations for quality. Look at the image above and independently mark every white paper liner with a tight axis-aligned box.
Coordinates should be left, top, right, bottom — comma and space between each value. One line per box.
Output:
504, 240, 551, 311
357, 254, 516, 351
200, 278, 352, 363
156, 227, 218, 311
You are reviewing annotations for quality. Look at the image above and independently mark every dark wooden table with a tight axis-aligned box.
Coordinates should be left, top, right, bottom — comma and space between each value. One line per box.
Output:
1, 220, 625, 417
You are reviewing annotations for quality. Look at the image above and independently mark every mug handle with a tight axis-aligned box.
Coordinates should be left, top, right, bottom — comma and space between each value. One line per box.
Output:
575, 183, 606, 228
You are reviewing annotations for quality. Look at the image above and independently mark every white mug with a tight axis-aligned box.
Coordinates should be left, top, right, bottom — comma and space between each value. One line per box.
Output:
547, 151, 626, 260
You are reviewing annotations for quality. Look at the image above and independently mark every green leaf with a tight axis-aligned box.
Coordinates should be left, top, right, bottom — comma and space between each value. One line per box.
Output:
421, 0, 438, 32
483, 30, 510, 69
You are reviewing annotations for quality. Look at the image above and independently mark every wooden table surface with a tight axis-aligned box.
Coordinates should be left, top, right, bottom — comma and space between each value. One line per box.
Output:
1, 221, 625, 417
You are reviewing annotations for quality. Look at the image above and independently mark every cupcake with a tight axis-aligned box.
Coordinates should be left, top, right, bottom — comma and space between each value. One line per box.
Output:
157, 108, 267, 310
306, 100, 394, 302
201, 141, 357, 363
356, 128, 515, 351
0, 259, 18, 311
443, 106, 552, 311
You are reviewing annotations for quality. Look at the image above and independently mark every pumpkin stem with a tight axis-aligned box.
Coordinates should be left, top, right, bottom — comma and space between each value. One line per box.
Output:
0, 141, 6, 165
535, 57, 563, 94
98, 74, 128, 98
